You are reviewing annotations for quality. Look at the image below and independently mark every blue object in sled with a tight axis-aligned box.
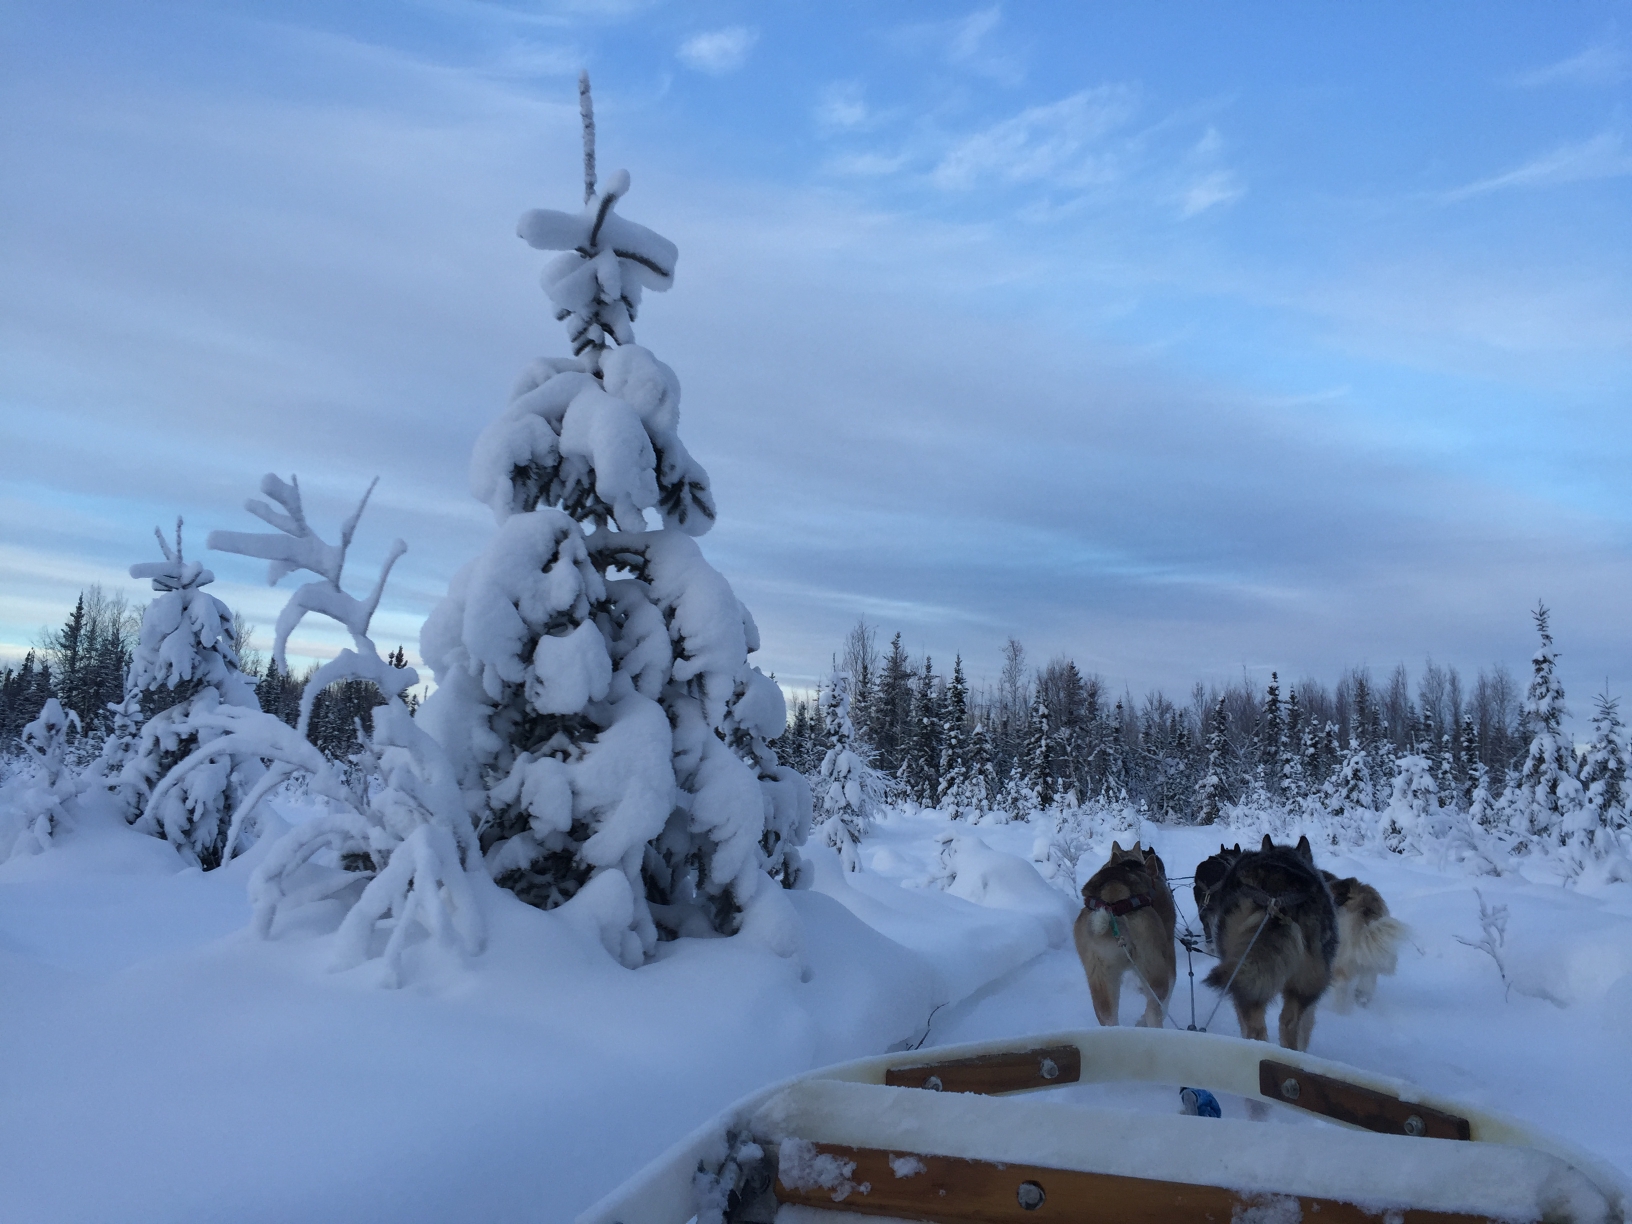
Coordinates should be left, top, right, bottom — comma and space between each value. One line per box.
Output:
1180, 1087, 1222, 1118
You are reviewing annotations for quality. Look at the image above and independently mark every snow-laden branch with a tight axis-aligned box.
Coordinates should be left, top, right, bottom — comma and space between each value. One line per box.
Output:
207, 473, 406, 675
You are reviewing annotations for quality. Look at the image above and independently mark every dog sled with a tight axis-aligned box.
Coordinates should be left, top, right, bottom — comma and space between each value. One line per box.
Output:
577, 1028, 1626, 1224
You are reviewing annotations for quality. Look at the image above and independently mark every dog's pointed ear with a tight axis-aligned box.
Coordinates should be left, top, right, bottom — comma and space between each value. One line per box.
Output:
1231, 843, 1241, 854
1296, 834, 1313, 862
1110, 840, 1123, 857
1260, 834, 1274, 852
1220, 843, 1228, 854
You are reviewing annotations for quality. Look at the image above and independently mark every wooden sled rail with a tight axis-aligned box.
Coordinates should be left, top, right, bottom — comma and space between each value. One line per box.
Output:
1261, 1059, 1472, 1141
774, 1142, 1502, 1224
884, 1046, 1083, 1095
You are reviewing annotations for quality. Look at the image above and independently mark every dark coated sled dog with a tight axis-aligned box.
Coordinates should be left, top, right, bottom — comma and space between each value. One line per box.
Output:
1324, 875, 1408, 1010
1074, 842, 1177, 1028
1192, 842, 1244, 943
1202, 835, 1337, 1050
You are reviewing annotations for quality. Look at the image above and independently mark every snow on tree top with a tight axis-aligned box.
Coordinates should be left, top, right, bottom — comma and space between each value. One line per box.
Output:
130, 519, 215, 592
517, 171, 677, 361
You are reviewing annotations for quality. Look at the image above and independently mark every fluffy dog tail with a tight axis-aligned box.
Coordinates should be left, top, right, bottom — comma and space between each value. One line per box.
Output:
1346, 914, 1408, 977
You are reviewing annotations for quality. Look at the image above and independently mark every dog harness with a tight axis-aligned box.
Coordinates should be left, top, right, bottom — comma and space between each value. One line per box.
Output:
1085, 893, 1154, 917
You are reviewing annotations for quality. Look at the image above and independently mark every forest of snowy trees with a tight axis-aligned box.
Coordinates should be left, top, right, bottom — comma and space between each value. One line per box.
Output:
0, 582, 414, 764
772, 609, 1629, 869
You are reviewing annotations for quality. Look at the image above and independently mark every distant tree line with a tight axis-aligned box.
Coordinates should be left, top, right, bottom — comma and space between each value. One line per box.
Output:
773, 610, 1621, 845
1, 585, 414, 763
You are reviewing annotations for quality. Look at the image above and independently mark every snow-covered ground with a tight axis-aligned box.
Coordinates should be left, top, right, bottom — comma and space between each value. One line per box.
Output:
0, 802, 1627, 1223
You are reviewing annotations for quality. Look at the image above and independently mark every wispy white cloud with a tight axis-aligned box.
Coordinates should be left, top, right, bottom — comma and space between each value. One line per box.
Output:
932, 85, 1137, 190
815, 81, 869, 131
1443, 131, 1632, 200
824, 151, 910, 177
891, 5, 1026, 86
677, 26, 757, 75
1179, 170, 1245, 217
1511, 41, 1627, 88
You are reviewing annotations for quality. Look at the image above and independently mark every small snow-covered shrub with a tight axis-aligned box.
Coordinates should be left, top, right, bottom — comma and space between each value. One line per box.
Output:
198, 473, 487, 985
814, 673, 878, 871
0, 699, 80, 859
111, 523, 265, 868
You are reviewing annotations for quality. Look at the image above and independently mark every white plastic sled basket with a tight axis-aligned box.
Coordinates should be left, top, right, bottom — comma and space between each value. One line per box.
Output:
577, 1027, 1627, 1224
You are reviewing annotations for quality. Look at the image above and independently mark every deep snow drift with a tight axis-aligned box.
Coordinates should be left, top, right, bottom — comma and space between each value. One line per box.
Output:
0, 797, 1627, 1222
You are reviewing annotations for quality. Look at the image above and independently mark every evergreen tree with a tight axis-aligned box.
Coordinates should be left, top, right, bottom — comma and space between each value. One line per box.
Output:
1577, 691, 1629, 856
1514, 604, 1582, 845
50, 595, 89, 730
1281, 684, 1306, 802
416, 91, 808, 956
1023, 690, 1054, 811
1457, 713, 1480, 808
816, 673, 873, 871
961, 720, 1000, 816
1382, 752, 1438, 854
1305, 718, 1338, 797
0, 699, 80, 857
1322, 737, 1375, 845
0, 652, 52, 748
1436, 727, 1457, 810
1099, 700, 1129, 804
116, 522, 263, 868
1259, 671, 1284, 794
256, 662, 305, 731
936, 656, 971, 815
998, 763, 1035, 820
1466, 761, 1498, 831
867, 633, 912, 774
902, 656, 941, 806
1195, 695, 1230, 825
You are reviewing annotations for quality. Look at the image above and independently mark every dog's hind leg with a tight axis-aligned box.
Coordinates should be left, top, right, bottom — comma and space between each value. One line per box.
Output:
1136, 953, 1175, 1028
1280, 958, 1331, 1051
1232, 995, 1270, 1042
1354, 969, 1378, 1007
1086, 960, 1122, 1026
1278, 990, 1321, 1051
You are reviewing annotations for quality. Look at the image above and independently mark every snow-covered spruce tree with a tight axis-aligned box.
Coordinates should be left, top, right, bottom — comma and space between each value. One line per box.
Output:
0, 699, 80, 858
1466, 760, 1498, 832
1321, 737, 1374, 846
902, 657, 941, 807
1436, 727, 1458, 811
868, 633, 912, 774
935, 656, 971, 817
1514, 604, 1583, 847
816, 673, 872, 872
197, 474, 485, 985
1023, 691, 1056, 811
1195, 695, 1229, 826
1281, 684, 1306, 804
1576, 691, 1629, 858
417, 79, 808, 959
1381, 752, 1438, 855
959, 719, 1000, 817
1258, 671, 1284, 797
1457, 713, 1480, 809
114, 522, 263, 868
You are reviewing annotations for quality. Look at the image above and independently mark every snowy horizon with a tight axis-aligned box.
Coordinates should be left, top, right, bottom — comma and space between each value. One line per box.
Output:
3, 2, 1630, 708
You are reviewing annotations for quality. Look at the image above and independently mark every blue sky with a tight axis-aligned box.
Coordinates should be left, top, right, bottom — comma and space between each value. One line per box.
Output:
2, 1, 1630, 712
